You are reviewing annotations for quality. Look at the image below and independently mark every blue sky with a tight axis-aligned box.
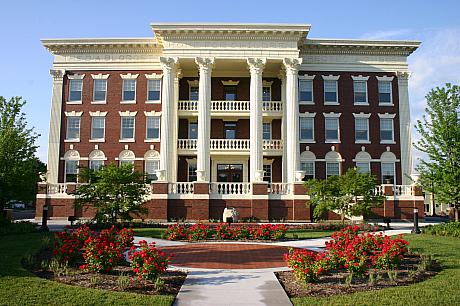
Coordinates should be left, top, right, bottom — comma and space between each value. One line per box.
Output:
1, 0, 459, 165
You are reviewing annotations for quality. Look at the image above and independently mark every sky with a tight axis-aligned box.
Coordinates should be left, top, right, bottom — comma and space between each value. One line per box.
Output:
1, 0, 459, 168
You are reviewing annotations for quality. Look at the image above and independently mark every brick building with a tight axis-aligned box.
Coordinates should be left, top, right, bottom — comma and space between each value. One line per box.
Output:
37, 23, 424, 221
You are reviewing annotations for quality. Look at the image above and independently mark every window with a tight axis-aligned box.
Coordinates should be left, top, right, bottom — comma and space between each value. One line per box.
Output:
381, 162, 395, 184
326, 162, 340, 177
380, 118, 394, 142
355, 118, 369, 142
145, 159, 159, 182
325, 118, 339, 142
189, 86, 199, 101
93, 79, 107, 102
300, 117, 314, 141
299, 80, 313, 102
262, 86, 271, 102
69, 79, 83, 102
378, 81, 392, 104
120, 159, 134, 166
188, 163, 197, 182
147, 79, 161, 101
263, 122, 271, 140
65, 160, 78, 182
91, 117, 105, 140
189, 122, 198, 139
121, 117, 135, 140
356, 162, 370, 174
224, 122, 237, 139
301, 162, 315, 180
224, 86, 237, 100
324, 80, 338, 103
263, 164, 272, 183
353, 81, 367, 104
146, 117, 160, 140
66, 117, 80, 140
123, 79, 136, 101
89, 160, 104, 171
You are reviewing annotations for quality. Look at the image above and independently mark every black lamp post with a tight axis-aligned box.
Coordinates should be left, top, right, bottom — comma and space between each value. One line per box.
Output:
39, 185, 49, 232
411, 208, 421, 234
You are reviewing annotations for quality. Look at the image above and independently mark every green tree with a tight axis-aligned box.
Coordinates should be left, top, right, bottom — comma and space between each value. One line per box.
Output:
74, 163, 149, 223
414, 83, 460, 221
0, 96, 40, 212
305, 168, 384, 223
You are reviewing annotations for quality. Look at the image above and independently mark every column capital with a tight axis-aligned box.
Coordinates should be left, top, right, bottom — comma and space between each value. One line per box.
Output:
397, 71, 411, 80
195, 57, 215, 72
160, 57, 178, 72
247, 58, 266, 74
277, 68, 286, 81
283, 58, 302, 74
49, 69, 65, 82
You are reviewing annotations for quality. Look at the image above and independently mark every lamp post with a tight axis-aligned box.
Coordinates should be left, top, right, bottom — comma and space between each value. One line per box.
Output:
39, 184, 49, 232
411, 208, 421, 234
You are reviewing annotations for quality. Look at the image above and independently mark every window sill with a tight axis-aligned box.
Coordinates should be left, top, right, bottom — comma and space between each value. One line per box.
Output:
324, 102, 340, 106
119, 139, 135, 143
354, 102, 369, 106
300, 140, 316, 143
66, 101, 82, 105
146, 100, 161, 104
380, 141, 396, 144
64, 139, 80, 143
355, 140, 371, 144
91, 101, 107, 104
299, 101, 314, 105
120, 100, 136, 104
325, 140, 341, 143
145, 139, 160, 143
89, 139, 105, 143
379, 103, 394, 106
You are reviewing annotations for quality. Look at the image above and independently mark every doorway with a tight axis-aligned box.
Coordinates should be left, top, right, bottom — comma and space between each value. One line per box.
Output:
217, 164, 243, 182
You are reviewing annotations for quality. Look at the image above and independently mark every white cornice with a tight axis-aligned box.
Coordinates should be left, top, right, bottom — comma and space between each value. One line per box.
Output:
119, 111, 137, 117
42, 38, 161, 54
376, 75, 395, 82
351, 75, 370, 81
378, 113, 397, 119
64, 111, 83, 117
91, 73, 110, 79
89, 111, 108, 117
145, 73, 163, 79
353, 112, 371, 119
121, 73, 139, 79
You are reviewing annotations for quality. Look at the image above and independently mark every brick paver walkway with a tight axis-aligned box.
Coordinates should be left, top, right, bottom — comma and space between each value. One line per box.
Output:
161, 243, 290, 269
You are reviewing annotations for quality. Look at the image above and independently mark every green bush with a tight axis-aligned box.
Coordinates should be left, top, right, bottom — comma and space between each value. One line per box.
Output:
0, 221, 37, 236
421, 222, 460, 237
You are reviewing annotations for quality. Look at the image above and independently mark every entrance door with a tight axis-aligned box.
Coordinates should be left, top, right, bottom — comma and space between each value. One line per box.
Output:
217, 164, 243, 182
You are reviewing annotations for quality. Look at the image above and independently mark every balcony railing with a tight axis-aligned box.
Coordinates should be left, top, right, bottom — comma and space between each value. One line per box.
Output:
47, 183, 68, 194
178, 100, 198, 111
178, 139, 197, 150
178, 100, 282, 114
268, 183, 291, 195
263, 139, 283, 150
262, 101, 283, 112
393, 185, 413, 196
211, 100, 250, 112
168, 182, 194, 194
210, 182, 251, 195
210, 139, 250, 150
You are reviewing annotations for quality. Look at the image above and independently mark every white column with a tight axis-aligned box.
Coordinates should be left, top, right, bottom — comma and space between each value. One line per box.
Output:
47, 69, 65, 183
397, 71, 412, 185
247, 58, 266, 182
158, 57, 178, 182
283, 58, 303, 184
171, 68, 181, 183
279, 69, 287, 183
195, 57, 214, 182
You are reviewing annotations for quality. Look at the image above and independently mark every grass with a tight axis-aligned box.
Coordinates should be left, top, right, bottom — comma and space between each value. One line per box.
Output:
292, 234, 460, 306
0, 233, 174, 306
133, 227, 334, 240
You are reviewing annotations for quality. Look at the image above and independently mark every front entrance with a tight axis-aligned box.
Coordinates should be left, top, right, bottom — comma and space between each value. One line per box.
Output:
217, 164, 243, 182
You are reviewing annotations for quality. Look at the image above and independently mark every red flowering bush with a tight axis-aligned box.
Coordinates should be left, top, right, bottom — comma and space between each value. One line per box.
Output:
251, 224, 287, 240
128, 240, 172, 280
162, 224, 189, 240
81, 235, 124, 273
216, 223, 235, 240
52, 231, 83, 263
371, 235, 408, 270
233, 225, 251, 240
188, 223, 213, 241
284, 248, 328, 283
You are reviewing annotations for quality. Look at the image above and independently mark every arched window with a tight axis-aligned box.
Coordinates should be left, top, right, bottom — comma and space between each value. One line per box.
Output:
144, 150, 160, 182
325, 150, 342, 177
381, 151, 397, 184
89, 149, 106, 171
119, 150, 135, 166
354, 150, 372, 174
64, 150, 80, 183
300, 150, 316, 180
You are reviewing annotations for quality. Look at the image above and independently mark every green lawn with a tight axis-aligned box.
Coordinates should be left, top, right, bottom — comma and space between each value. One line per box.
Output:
133, 228, 166, 238
292, 234, 460, 306
0, 233, 174, 306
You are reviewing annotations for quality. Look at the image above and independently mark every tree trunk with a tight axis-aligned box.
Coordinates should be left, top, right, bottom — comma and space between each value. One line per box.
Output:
455, 206, 459, 222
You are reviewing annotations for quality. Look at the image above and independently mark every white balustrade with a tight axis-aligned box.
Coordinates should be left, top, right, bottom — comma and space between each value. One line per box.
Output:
47, 183, 68, 194
263, 139, 283, 150
211, 100, 250, 112
210, 182, 251, 195
268, 183, 291, 195
262, 101, 283, 112
178, 100, 198, 111
393, 185, 413, 196
169, 182, 194, 194
373, 185, 385, 196
210, 139, 250, 150
177, 139, 197, 150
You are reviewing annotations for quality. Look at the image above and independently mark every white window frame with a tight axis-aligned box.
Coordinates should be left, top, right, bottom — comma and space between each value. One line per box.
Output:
322, 75, 340, 105
119, 111, 137, 142
67, 74, 84, 104
299, 113, 316, 143
323, 112, 341, 143
356, 162, 370, 174
91, 74, 109, 104
187, 162, 197, 182
145, 116, 161, 141
64, 111, 83, 142
120, 74, 138, 104
326, 162, 340, 177
353, 113, 371, 144
263, 122, 272, 140
378, 113, 396, 144
381, 162, 396, 184
89, 159, 104, 171
301, 161, 315, 180
298, 75, 315, 104
90, 116, 105, 142
352, 75, 369, 105
262, 86, 272, 102
263, 163, 272, 183
147, 79, 161, 103
145, 73, 163, 104
64, 159, 79, 183
377, 76, 394, 105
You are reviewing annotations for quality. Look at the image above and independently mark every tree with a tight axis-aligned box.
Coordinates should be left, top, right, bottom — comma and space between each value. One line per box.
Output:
305, 168, 384, 223
414, 83, 460, 221
75, 163, 149, 223
0, 96, 40, 212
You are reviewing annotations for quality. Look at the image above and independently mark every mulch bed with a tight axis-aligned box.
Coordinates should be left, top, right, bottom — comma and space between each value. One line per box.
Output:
276, 254, 441, 298
23, 247, 186, 296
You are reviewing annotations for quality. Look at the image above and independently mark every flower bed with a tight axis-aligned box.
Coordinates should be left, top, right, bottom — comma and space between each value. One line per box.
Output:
162, 223, 288, 241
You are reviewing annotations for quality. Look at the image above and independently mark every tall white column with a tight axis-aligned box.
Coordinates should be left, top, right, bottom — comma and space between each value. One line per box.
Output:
247, 58, 266, 182
283, 58, 303, 184
279, 69, 287, 183
47, 69, 65, 183
171, 68, 181, 182
158, 57, 178, 182
397, 71, 412, 185
195, 57, 214, 182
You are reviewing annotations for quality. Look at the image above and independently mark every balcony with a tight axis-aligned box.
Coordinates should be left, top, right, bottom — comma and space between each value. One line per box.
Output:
177, 139, 283, 154
178, 100, 283, 117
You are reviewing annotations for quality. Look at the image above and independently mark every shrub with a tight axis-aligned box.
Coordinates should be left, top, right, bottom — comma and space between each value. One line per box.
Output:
215, 223, 234, 240
52, 231, 83, 264
128, 240, 172, 280
284, 248, 327, 283
162, 224, 189, 240
188, 223, 213, 241
81, 235, 124, 273
0, 221, 37, 236
421, 222, 460, 237
233, 225, 251, 240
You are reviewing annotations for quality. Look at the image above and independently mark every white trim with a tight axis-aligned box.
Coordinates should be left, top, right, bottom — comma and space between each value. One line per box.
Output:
145, 73, 163, 79
323, 112, 341, 118
89, 111, 108, 117
353, 79, 368, 105
353, 112, 371, 119
145, 115, 161, 142
90, 116, 105, 142
211, 156, 249, 183
92, 78, 108, 104
378, 78, 394, 106
262, 80, 274, 86
122, 78, 137, 103
64, 111, 83, 117
120, 73, 139, 79
378, 113, 396, 119
120, 115, 136, 142
146, 78, 162, 103
221, 80, 240, 86
351, 75, 369, 81
118, 111, 137, 117
354, 116, 370, 143
144, 111, 161, 116
376, 75, 394, 82
321, 74, 340, 81
299, 74, 315, 80
323, 79, 339, 104
298, 78, 314, 104
67, 74, 84, 80
91, 73, 109, 79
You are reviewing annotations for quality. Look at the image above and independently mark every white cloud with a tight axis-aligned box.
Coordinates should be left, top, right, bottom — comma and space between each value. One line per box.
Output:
360, 29, 413, 40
